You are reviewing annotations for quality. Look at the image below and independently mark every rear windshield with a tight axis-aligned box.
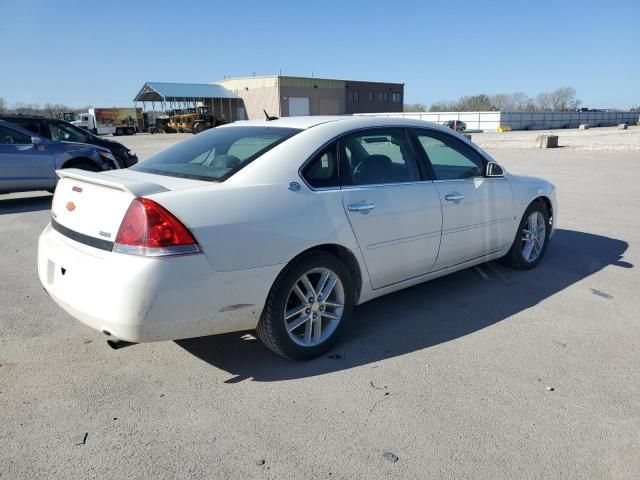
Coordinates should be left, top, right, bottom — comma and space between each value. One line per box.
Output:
132, 126, 301, 181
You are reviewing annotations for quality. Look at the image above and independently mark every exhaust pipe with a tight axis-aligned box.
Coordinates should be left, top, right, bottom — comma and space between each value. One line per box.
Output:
103, 330, 136, 350
107, 339, 137, 350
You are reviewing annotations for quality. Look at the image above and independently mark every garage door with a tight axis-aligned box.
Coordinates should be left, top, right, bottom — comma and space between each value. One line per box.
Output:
288, 97, 310, 116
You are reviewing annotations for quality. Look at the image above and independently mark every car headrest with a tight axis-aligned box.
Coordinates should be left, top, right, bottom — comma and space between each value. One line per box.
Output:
215, 154, 242, 169
356, 154, 392, 184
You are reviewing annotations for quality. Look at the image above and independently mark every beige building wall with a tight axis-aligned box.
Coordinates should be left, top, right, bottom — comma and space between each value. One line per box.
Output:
215, 75, 403, 119
216, 76, 280, 120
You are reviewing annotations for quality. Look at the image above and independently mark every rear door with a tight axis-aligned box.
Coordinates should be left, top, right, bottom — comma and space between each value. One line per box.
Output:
0, 124, 55, 192
411, 129, 514, 269
339, 128, 442, 289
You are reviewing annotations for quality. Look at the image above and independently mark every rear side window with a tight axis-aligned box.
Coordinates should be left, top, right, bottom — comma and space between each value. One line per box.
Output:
302, 143, 339, 188
339, 129, 421, 186
132, 126, 301, 181
8, 119, 43, 136
0, 125, 31, 144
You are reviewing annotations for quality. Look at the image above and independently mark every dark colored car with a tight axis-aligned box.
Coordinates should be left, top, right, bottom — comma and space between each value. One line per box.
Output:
0, 115, 138, 168
0, 119, 118, 194
442, 120, 467, 132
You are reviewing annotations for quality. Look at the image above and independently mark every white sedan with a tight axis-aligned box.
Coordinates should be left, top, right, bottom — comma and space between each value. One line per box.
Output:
38, 116, 556, 359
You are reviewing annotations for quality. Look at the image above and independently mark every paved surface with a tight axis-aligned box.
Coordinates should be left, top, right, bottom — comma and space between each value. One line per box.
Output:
1, 134, 639, 479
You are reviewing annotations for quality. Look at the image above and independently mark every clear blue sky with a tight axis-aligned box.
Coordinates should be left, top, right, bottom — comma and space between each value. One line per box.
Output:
1, 0, 638, 109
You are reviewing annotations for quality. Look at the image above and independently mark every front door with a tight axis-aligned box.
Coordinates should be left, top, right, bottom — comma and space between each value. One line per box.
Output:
339, 128, 442, 289
0, 125, 55, 193
411, 129, 514, 270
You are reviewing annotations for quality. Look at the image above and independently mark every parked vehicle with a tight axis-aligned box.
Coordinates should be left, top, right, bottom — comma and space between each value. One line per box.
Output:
0, 114, 138, 168
442, 120, 467, 131
73, 108, 143, 136
37, 116, 556, 359
0, 119, 118, 194
167, 107, 226, 133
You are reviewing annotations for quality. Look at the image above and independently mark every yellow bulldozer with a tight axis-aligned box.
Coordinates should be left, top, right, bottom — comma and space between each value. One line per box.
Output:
168, 107, 227, 134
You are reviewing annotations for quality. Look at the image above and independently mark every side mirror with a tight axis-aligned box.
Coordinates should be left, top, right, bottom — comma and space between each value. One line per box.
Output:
486, 162, 504, 177
32, 136, 45, 146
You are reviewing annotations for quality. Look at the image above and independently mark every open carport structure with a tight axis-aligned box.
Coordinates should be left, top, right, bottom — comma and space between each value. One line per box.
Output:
133, 82, 245, 122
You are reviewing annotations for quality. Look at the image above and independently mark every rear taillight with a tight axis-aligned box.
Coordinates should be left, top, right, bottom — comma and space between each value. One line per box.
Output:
113, 198, 200, 256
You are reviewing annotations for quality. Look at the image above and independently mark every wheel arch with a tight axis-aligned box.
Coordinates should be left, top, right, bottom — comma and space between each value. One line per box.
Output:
60, 156, 100, 169
282, 243, 364, 304
530, 195, 554, 233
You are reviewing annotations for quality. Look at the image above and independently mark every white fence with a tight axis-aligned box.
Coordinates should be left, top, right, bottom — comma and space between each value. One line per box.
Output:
355, 111, 500, 131
356, 111, 639, 131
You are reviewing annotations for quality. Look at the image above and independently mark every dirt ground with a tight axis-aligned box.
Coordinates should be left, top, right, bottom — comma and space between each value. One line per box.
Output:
1, 125, 639, 479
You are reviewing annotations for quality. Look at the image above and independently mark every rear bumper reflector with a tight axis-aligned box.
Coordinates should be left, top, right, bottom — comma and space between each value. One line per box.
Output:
51, 218, 114, 252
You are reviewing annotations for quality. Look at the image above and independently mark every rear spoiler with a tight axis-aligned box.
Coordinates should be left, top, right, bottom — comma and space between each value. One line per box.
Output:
56, 169, 168, 197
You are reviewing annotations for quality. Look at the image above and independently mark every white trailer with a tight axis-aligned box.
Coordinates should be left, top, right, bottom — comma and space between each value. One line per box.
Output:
72, 108, 143, 136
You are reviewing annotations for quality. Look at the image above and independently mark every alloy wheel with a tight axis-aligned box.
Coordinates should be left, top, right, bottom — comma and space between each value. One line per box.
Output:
521, 211, 546, 262
283, 268, 345, 347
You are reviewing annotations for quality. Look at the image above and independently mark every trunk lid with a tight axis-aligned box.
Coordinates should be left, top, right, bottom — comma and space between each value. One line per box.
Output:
52, 169, 161, 243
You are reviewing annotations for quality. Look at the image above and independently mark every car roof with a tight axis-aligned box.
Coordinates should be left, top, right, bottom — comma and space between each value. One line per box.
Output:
227, 115, 453, 132
0, 114, 46, 120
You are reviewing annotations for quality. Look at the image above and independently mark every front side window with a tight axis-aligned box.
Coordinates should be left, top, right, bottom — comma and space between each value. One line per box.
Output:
132, 126, 300, 181
339, 129, 420, 186
0, 125, 31, 144
413, 130, 484, 180
302, 143, 339, 188
49, 121, 89, 143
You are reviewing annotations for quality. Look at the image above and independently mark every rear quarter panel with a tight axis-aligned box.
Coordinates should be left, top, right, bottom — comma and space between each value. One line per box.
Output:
150, 184, 360, 272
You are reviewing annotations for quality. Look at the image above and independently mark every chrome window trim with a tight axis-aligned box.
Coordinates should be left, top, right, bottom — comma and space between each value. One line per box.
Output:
341, 179, 435, 190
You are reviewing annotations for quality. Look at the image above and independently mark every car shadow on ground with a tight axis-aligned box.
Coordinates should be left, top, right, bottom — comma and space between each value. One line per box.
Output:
0, 194, 52, 215
176, 229, 631, 382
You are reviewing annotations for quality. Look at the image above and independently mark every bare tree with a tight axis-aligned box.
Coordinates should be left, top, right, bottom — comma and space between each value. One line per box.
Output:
427, 87, 582, 112
429, 101, 453, 112
403, 103, 427, 112
0, 97, 6, 113
549, 87, 581, 111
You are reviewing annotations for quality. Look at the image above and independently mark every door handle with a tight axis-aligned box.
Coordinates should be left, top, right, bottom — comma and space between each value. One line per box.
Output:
444, 193, 464, 203
348, 202, 376, 213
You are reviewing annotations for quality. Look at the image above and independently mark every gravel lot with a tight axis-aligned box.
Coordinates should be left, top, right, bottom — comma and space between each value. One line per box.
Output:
1, 127, 639, 479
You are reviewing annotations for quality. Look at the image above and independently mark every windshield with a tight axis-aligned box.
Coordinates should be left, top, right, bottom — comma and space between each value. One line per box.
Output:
131, 126, 301, 181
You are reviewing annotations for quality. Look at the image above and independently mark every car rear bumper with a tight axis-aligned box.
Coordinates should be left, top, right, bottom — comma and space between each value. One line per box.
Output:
37, 223, 283, 343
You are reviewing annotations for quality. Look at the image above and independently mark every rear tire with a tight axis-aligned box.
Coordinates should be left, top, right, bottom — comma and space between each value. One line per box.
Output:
500, 200, 550, 270
256, 251, 355, 360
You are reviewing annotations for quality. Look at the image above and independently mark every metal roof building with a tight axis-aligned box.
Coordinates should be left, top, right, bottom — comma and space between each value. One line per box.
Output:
133, 82, 244, 121
133, 76, 404, 122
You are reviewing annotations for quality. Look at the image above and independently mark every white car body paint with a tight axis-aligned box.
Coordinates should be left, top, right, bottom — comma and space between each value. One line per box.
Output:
37, 116, 557, 344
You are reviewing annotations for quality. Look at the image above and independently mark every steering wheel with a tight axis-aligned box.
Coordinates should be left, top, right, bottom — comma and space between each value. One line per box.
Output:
352, 160, 367, 183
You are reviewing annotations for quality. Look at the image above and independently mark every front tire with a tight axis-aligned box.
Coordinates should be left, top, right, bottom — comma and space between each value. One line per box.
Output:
256, 251, 355, 360
501, 200, 550, 270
